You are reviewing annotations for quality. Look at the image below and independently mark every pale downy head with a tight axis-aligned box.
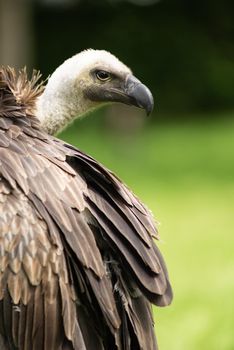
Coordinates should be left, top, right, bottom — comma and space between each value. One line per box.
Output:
36, 49, 154, 135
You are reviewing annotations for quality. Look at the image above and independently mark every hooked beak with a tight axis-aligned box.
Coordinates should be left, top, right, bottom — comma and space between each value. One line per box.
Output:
84, 73, 154, 115
123, 75, 154, 115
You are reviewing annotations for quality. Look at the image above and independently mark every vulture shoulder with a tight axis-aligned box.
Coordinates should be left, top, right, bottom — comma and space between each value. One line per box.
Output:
0, 68, 172, 350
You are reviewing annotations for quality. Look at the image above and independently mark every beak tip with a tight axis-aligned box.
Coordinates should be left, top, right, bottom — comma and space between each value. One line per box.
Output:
125, 75, 154, 116
146, 95, 154, 116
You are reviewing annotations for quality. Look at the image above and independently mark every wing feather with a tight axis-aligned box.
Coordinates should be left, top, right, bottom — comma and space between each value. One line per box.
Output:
0, 67, 172, 349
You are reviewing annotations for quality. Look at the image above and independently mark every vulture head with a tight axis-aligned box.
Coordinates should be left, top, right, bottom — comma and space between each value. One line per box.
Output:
37, 49, 154, 134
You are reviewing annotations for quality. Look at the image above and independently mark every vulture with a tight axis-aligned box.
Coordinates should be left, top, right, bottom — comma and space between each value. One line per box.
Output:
0, 49, 172, 350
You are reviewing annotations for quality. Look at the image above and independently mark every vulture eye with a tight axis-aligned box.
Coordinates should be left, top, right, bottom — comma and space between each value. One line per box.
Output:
96, 70, 111, 82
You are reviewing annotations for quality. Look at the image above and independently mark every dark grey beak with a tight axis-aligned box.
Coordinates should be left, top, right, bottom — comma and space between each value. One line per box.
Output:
124, 75, 154, 115
84, 73, 154, 115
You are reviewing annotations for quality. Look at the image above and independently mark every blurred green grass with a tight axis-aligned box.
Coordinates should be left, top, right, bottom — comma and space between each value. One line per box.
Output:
59, 112, 234, 350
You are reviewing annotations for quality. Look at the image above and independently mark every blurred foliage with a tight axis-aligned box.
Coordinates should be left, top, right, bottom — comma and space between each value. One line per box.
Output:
34, 0, 234, 115
59, 114, 234, 350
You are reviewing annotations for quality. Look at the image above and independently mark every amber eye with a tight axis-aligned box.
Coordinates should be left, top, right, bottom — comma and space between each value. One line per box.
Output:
96, 70, 111, 81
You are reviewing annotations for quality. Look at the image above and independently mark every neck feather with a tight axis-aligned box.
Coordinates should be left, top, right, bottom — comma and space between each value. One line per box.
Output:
36, 57, 91, 135
36, 89, 82, 135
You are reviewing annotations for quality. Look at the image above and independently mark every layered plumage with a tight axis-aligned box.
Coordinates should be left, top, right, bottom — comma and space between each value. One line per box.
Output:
0, 65, 172, 350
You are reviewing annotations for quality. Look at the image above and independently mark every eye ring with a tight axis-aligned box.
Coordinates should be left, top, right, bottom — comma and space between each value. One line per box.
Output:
96, 70, 111, 82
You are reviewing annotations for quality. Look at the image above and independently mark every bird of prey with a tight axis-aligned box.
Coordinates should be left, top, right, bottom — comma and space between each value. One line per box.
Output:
0, 49, 172, 350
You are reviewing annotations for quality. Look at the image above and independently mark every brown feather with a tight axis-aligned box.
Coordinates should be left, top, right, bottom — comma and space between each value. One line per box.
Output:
0, 66, 172, 350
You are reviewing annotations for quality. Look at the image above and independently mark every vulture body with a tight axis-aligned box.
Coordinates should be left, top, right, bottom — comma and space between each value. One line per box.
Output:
0, 51, 172, 350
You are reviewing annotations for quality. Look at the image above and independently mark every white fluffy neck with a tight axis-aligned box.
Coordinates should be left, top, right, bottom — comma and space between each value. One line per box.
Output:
36, 58, 88, 135
36, 81, 87, 135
